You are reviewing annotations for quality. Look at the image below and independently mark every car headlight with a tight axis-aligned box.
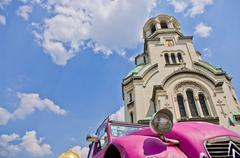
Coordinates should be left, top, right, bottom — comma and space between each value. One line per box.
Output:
150, 108, 173, 135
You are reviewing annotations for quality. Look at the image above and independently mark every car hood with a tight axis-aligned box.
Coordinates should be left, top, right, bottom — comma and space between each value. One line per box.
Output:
112, 122, 240, 158
166, 122, 240, 157
112, 135, 187, 158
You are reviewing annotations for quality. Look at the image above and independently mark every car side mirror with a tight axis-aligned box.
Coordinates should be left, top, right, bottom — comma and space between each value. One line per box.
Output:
86, 134, 99, 143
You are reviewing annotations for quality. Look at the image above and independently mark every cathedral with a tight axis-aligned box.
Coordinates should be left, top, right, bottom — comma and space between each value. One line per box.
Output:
122, 14, 240, 131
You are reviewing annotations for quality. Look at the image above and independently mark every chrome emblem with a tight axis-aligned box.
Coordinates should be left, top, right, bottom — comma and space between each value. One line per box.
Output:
229, 141, 240, 158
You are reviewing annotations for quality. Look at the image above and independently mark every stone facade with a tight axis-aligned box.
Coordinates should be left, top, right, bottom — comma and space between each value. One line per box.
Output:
122, 14, 240, 131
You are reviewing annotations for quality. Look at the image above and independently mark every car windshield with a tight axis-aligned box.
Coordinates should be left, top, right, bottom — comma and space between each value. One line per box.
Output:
110, 124, 144, 137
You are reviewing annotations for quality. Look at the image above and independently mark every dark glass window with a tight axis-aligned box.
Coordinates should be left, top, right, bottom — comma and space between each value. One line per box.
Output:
151, 24, 156, 34
164, 54, 170, 64
234, 115, 240, 123
160, 22, 168, 29
177, 53, 183, 63
186, 90, 199, 117
130, 112, 134, 123
129, 93, 133, 102
177, 95, 187, 117
199, 94, 209, 116
143, 56, 146, 64
171, 53, 176, 64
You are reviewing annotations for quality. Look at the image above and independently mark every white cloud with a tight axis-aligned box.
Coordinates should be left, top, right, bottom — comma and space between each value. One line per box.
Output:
0, 92, 66, 125
0, 131, 52, 157
13, 92, 66, 119
87, 41, 113, 56
0, 14, 6, 25
168, 0, 189, 13
0, 133, 21, 157
18, 0, 42, 4
187, 0, 213, 17
194, 22, 212, 38
21, 131, 52, 157
71, 146, 89, 158
129, 55, 135, 63
168, 0, 213, 17
0, 0, 12, 25
16, 5, 32, 21
30, 0, 157, 65
0, 0, 11, 9
203, 48, 212, 57
0, 107, 12, 125
110, 106, 125, 122
0, 0, 11, 25
129, 53, 141, 63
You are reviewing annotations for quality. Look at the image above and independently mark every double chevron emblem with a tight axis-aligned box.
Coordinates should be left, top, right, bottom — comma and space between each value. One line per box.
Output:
229, 141, 240, 158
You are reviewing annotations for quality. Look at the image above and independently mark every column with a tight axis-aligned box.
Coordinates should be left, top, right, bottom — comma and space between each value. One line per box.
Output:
168, 20, 174, 29
169, 54, 173, 64
155, 19, 161, 29
183, 93, 191, 118
196, 97, 204, 117
205, 97, 214, 117
145, 30, 152, 37
174, 97, 181, 120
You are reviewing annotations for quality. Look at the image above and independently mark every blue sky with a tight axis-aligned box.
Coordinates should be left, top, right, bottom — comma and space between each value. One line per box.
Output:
0, 0, 240, 157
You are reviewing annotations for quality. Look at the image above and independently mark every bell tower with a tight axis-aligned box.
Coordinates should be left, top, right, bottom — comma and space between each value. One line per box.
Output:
139, 14, 201, 68
122, 14, 240, 132
143, 14, 180, 39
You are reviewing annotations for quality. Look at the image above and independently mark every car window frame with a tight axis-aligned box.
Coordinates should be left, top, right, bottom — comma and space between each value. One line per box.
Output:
109, 123, 147, 137
87, 142, 95, 158
91, 119, 109, 157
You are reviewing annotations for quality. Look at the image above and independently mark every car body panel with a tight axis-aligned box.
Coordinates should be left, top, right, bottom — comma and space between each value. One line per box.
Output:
88, 119, 240, 158
112, 135, 187, 158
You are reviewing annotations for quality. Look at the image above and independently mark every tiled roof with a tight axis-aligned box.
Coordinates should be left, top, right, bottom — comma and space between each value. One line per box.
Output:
126, 65, 145, 78
198, 60, 224, 74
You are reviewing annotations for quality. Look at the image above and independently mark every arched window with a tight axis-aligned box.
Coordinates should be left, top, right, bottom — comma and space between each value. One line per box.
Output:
199, 94, 210, 116
164, 54, 170, 64
171, 53, 176, 64
177, 95, 187, 117
165, 40, 174, 46
160, 21, 168, 29
151, 24, 156, 34
186, 90, 199, 117
130, 112, 134, 123
177, 53, 183, 63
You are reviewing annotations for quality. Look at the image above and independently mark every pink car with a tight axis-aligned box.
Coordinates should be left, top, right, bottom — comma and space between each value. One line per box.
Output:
86, 109, 240, 158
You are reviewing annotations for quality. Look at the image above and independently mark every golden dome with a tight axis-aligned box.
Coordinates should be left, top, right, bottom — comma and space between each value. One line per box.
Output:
58, 151, 80, 158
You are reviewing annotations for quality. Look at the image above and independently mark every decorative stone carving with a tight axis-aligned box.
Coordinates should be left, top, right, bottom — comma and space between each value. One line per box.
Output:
174, 81, 205, 94
216, 99, 227, 118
